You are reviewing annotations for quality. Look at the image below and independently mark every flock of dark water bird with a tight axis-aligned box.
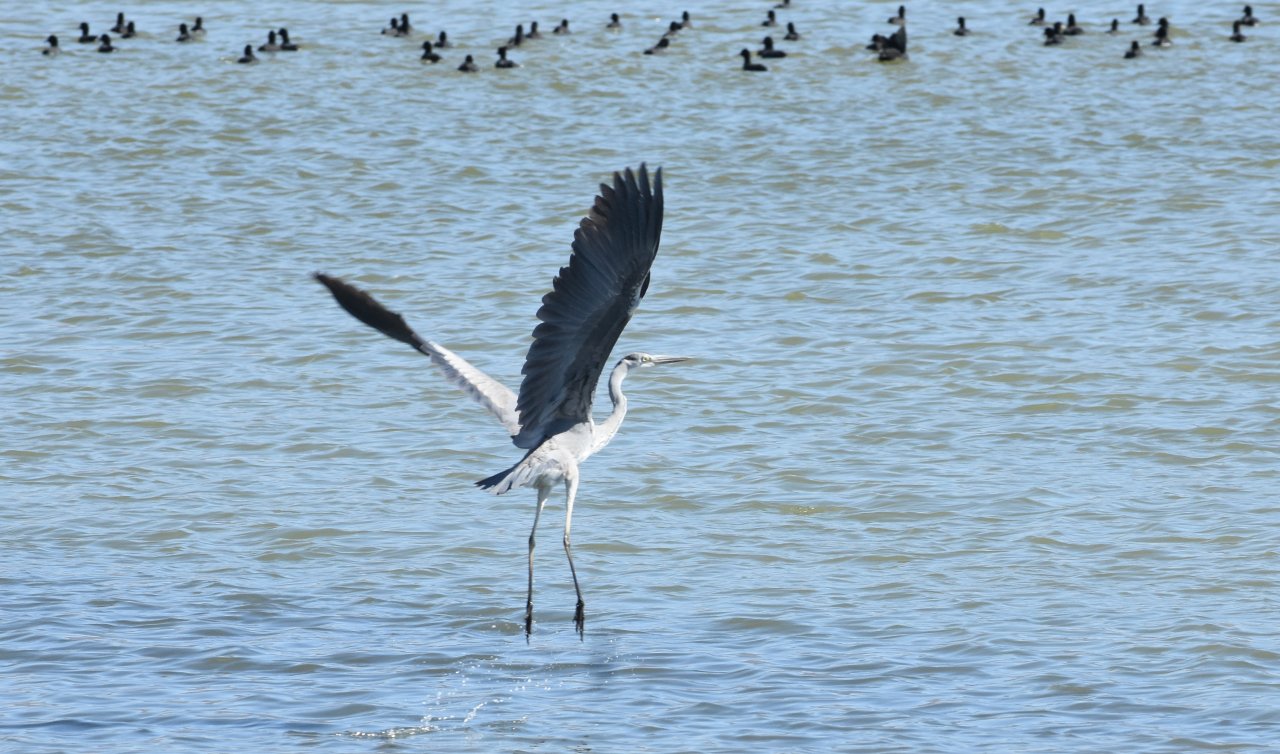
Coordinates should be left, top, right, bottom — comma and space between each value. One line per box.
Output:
39, 3, 1264, 70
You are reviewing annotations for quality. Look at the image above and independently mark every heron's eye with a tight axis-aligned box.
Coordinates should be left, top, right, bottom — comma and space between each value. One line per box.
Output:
642, 355, 652, 363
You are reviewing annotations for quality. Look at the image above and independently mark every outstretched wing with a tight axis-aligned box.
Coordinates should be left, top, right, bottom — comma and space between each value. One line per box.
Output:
512, 164, 664, 449
314, 273, 521, 436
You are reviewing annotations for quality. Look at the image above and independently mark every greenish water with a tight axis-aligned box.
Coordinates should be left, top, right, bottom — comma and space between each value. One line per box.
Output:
3, 1, 1279, 751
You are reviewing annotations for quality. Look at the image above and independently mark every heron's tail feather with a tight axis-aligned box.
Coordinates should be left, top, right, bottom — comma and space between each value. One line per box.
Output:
476, 463, 519, 493
314, 273, 426, 351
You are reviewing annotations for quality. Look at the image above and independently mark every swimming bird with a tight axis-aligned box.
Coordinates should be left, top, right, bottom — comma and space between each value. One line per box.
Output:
554, 19, 571, 34
278, 28, 298, 51
509, 24, 524, 46
122, 21, 136, 38
43, 34, 59, 56
177, 23, 192, 42
259, 30, 281, 52
457, 53, 478, 72
237, 44, 257, 63
954, 17, 970, 36
678, 11, 692, 29
759, 36, 786, 58
420, 41, 441, 62
97, 33, 115, 53
527, 21, 543, 39
382, 18, 404, 37
1043, 22, 1064, 45
1239, 5, 1258, 26
1230, 20, 1247, 41
784, 22, 801, 41
78, 22, 97, 43
644, 37, 669, 54
607, 13, 621, 29
1109, 19, 1120, 33
662, 21, 681, 38
762, 10, 778, 27
192, 17, 205, 37
889, 5, 906, 25
399, 13, 412, 35
1124, 40, 1142, 57
1064, 13, 1084, 35
1133, 4, 1151, 24
436, 30, 451, 47
1029, 7, 1046, 25
111, 13, 126, 33
1152, 17, 1171, 45
496, 45, 518, 68
775, 0, 791, 7
879, 26, 908, 60
316, 166, 680, 637
867, 33, 887, 51
740, 49, 767, 70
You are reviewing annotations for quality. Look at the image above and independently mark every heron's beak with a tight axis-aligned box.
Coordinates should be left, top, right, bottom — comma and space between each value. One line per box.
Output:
651, 355, 690, 365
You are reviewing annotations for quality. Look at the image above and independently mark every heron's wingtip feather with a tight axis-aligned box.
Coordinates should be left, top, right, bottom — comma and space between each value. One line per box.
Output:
314, 272, 424, 350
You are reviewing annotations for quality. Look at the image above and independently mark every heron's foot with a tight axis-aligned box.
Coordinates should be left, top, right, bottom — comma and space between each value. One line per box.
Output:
573, 599, 585, 637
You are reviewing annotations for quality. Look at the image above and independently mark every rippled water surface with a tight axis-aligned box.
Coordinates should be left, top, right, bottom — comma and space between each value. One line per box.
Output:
4, 0, 1280, 751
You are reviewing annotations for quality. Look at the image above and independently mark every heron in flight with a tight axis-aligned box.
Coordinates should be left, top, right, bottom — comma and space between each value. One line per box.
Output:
315, 165, 686, 636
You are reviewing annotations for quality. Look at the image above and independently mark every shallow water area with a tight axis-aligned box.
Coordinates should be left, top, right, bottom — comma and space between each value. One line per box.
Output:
4, 0, 1280, 751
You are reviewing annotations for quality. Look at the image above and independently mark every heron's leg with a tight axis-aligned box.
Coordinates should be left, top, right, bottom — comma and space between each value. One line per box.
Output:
526, 486, 550, 636
562, 471, 585, 636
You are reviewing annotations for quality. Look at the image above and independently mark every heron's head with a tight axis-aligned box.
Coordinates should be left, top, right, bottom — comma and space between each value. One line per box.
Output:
621, 352, 690, 370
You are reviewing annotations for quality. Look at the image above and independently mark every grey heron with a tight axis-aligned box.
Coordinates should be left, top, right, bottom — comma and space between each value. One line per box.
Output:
315, 165, 686, 636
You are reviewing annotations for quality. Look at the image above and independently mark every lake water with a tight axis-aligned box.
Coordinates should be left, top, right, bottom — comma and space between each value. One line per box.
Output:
3, 0, 1280, 751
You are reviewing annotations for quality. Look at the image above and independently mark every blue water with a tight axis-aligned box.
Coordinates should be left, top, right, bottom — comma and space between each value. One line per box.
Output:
3, 0, 1280, 751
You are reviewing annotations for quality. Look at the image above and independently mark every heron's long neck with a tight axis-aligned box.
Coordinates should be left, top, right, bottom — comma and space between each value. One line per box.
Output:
590, 361, 630, 455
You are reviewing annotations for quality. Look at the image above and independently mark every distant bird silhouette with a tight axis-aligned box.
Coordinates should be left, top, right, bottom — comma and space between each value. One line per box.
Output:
279, 28, 298, 51
1239, 5, 1258, 26
784, 22, 801, 41
122, 21, 136, 38
97, 33, 115, 53
644, 37, 669, 54
1065, 13, 1084, 35
237, 44, 257, 63
177, 23, 192, 43
1133, 4, 1151, 24
1230, 20, 1247, 42
420, 41, 441, 62
1108, 19, 1120, 33
259, 30, 281, 52
496, 45, 518, 68
78, 22, 96, 43
509, 24, 524, 46
43, 34, 59, 56
759, 36, 786, 57
1044, 22, 1064, 45
1029, 7, 1046, 25
740, 48, 768, 71
457, 53, 478, 72
436, 31, 451, 48
954, 17, 970, 36
554, 19, 571, 34
111, 13, 126, 33
889, 5, 906, 25
607, 13, 622, 30
527, 21, 543, 39
1152, 17, 1171, 46
1124, 40, 1142, 57
762, 10, 777, 27
192, 17, 205, 37
879, 26, 908, 60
